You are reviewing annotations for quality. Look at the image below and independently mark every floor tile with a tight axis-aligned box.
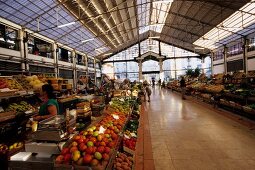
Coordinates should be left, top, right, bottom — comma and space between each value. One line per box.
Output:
135, 88, 255, 170
154, 159, 175, 170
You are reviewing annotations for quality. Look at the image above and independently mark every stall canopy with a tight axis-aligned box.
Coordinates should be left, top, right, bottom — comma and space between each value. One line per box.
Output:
0, 0, 252, 59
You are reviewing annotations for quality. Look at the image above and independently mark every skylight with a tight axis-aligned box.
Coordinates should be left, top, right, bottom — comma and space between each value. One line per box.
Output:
138, 0, 172, 34
194, 1, 255, 50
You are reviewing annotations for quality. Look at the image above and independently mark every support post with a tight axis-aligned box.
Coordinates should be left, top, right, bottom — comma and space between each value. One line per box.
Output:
72, 50, 77, 91
138, 59, 142, 82
243, 36, 248, 74
159, 59, 163, 80
53, 43, 58, 78
211, 51, 214, 75
223, 45, 227, 74
19, 29, 26, 72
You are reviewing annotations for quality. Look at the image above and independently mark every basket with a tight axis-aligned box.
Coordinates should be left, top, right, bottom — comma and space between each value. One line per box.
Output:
91, 104, 105, 117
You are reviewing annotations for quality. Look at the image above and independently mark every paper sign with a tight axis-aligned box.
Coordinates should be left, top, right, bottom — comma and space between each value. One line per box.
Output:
119, 98, 124, 102
130, 133, 137, 137
124, 134, 130, 139
99, 126, 106, 134
112, 114, 119, 120
109, 101, 113, 105
25, 110, 33, 114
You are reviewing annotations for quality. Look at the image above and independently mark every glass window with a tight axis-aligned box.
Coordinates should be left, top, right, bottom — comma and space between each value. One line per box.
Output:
28, 36, 52, 58
227, 42, 243, 57
214, 49, 224, 61
248, 37, 255, 52
0, 24, 19, 51
88, 58, 94, 68
76, 54, 85, 66
95, 61, 100, 69
58, 48, 72, 62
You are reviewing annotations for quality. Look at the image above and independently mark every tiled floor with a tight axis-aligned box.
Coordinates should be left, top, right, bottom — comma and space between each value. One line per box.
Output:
135, 87, 255, 170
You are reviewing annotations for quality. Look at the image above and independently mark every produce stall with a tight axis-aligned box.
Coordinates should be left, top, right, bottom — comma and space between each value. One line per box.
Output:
168, 72, 255, 121
4, 87, 141, 170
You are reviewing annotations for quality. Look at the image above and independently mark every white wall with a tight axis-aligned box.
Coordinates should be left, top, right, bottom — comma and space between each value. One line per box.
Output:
248, 58, 255, 71
213, 64, 224, 74
0, 47, 21, 58
27, 54, 54, 63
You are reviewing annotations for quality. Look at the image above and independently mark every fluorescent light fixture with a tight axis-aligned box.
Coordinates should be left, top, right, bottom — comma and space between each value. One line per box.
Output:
95, 47, 106, 51
103, 53, 112, 56
57, 22, 75, 28
150, 23, 165, 26
194, 47, 205, 50
81, 38, 94, 43
153, 0, 173, 3
148, 36, 160, 39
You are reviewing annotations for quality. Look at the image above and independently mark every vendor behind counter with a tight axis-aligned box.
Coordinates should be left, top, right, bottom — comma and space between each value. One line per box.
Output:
33, 84, 59, 121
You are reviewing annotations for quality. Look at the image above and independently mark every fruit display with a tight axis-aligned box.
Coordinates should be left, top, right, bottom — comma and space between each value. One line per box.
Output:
9, 142, 24, 151
205, 84, 225, 93
55, 110, 128, 168
113, 152, 133, 170
0, 78, 8, 89
6, 79, 23, 90
14, 75, 33, 91
0, 144, 8, 154
109, 98, 132, 114
25, 75, 45, 91
123, 137, 137, 151
6, 101, 35, 114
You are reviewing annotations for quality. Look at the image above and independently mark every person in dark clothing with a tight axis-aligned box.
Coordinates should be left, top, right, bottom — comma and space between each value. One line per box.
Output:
180, 77, 186, 100
152, 79, 155, 87
158, 79, 161, 86
33, 84, 59, 121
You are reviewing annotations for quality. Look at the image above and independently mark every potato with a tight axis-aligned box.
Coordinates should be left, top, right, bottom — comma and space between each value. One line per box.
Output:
116, 162, 122, 167
121, 162, 129, 167
127, 156, 133, 162
116, 167, 123, 170
116, 158, 123, 163
122, 165, 129, 170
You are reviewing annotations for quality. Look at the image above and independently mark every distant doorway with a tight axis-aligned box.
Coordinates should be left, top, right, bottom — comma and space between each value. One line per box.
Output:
142, 71, 160, 85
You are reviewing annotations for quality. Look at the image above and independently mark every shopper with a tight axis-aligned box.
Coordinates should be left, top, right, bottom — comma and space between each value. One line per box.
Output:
143, 81, 152, 102
152, 79, 155, 87
180, 76, 186, 100
158, 79, 161, 86
33, 84, 59, 121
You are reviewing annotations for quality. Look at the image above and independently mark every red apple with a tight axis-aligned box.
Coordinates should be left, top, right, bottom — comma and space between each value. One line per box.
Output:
102, 153, 110, 161
95, 141, 100, 147
73, 135, 81, 141
64, 153, 72, 163
79, 143, 87, 152
61, 148, 70, 155
70, 146, 78, 153
85, 146, 94, 154
97, 146, 105, 153
55, 155, 64, 164
78, 138, 85, 144
107, 142, 115, 148
90, 159, 99, 166
100, 141, 106, 146
92, 146, 97, 154
83, 154, 93, 164
104, 147, 111, 154
90, 137, 97, 143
